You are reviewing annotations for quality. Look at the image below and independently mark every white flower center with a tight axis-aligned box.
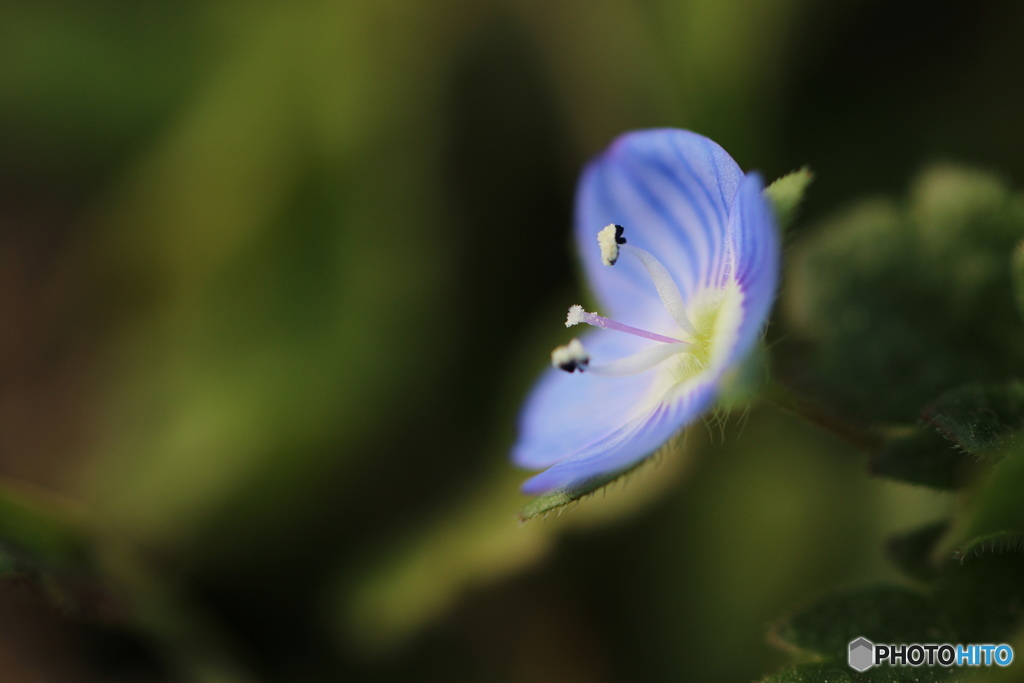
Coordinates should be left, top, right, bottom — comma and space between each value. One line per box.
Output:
553, 224, 743, 382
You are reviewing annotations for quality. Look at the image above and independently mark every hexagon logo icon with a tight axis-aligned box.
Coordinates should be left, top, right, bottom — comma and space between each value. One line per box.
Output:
848, 637, 875, 672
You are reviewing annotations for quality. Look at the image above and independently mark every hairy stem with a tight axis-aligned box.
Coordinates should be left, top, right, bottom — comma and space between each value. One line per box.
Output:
765, 381, 886, 452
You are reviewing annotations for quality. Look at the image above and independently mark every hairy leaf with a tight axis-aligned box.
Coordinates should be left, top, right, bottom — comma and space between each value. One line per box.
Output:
923, 382, 1024, 459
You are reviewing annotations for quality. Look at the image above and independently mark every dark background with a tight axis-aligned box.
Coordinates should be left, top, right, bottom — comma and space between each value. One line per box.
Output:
1, 0, 1022, 681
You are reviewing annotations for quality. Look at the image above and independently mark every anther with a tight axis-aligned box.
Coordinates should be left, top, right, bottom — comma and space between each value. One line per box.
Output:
598, 224, 627, 266
565, 304, 587, 327
597, 224, 698, 337
551, 338, 590, 373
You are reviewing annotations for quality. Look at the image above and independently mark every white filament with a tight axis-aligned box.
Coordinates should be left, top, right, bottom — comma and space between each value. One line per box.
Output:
621, 244, 698, 337
587, 342, 692, 377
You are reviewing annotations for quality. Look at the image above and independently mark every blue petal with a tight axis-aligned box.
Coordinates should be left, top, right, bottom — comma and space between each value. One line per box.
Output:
721, 171, 780, 368
575, 129, 743, 328
513, 130, 780, 497
520, 378, 719, 495
512, 329, 664, 470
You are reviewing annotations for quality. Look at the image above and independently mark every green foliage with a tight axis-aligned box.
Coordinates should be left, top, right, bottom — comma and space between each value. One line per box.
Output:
786, 165, 1024, 423
0, 485, 91, 574
767, 169, 1024, 682
518, 450, 673, 520
936, 552, 1024, 644
870, 428, 972, 490
767, 586, 959, 682
952, 436, 1024, 558
766, 561, 1024, 683
885, 521, 948, 582
766, 167, 814, 230
762, 662, 956, 683
771, 585, 949, 658
866, 382, 1024, 490
8, 1, 1024, 680
0, 483, 256, 682
765, 431, 1024, 681
1014, 241, 1024, 316
923, 382, 1024, 459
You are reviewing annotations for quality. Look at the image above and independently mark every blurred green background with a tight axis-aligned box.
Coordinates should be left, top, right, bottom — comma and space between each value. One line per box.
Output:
1, 0, 1023, 681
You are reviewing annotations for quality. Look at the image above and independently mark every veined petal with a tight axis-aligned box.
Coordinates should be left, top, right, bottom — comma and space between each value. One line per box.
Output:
721, 172, 780, 368
576, 129, 743, 329
513, 330, 663, 470
520, 378, 719, 495
512, 129, 781, 501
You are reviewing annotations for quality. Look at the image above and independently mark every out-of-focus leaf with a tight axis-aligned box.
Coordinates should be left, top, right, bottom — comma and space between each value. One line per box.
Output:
785, 165, 1024, 423
336, 439, 694, 655
935, 551, 1024, 643
765, 167, 814, 230
0, 481, 91, 573
885, 520, 949, 583
770, 585, 949, 660
0, 482, 255, 683
923, 382, 1024, 459
82, 1, 463, 560
518, 440, 681, 520
761, 661, 958, 683
952, 531, 1024, 561
870, 428, 973, 490
767, 585, 971, 682
770, 436, 1024, 682
760, 663, 856, 683
946, 435, 1024, 560
1014, 241, 1024, 317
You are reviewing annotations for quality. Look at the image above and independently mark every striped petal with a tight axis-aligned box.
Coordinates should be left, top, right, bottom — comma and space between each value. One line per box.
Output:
520, 378, 719, 495
721, 171, 780, 368
513, 129, 779, 497
575, 129, 743, 333
513, 329, 665, 470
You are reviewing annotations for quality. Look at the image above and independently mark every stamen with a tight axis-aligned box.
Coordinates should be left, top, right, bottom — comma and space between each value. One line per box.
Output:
611, 229, 698, 337
565, 304, 587, 327
565, 305, 688, 345
597, 224, 627, 266
587, 342, 693, 376
551, 338, 589, 373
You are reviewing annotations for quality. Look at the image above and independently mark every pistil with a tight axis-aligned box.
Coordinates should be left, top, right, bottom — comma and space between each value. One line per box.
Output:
565, 305, 688, 345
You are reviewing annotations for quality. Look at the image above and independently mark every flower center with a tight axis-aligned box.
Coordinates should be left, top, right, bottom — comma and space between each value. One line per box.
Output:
552, 224, 721, 377
665, 283, 739, 385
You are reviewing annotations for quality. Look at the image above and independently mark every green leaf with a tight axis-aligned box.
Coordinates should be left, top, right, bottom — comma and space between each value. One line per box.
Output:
784, 165, 1024, 423
518, 466, 642, 520
0, 483, 257, 682
518, 438, 687, 520
761, 662, 958, 683
1014, 241, 1024, 317
760, 662, 856, 683
885, 520, 949, 582
339, 447, 694, 653
770, 585, 951, 660
765, 167, 814, 230
0, 483, 92, 573
935, 551, 1024, 643
870, 428, 973, 490
923, 382, 1024, 459
949, 435, 1024, 558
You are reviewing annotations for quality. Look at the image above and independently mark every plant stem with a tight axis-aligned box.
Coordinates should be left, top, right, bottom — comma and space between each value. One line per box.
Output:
765, 381, 885, 452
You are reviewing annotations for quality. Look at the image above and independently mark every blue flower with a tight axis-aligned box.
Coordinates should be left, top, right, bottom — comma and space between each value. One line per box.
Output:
512, 129, 780, 496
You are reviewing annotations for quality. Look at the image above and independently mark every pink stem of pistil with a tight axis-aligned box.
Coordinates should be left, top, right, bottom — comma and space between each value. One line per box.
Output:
582, 311, 689, 345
